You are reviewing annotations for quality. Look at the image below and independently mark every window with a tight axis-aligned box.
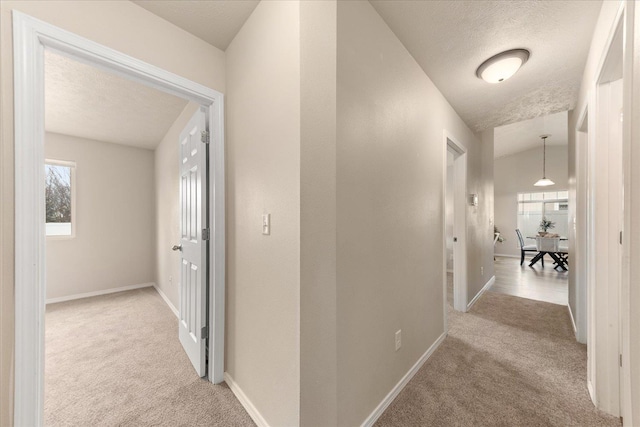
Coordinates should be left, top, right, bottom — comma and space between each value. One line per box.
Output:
517, 191, 568, 239
45, 160, 75, 237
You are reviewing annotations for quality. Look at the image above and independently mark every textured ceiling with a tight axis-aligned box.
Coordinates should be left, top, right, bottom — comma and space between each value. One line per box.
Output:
132, 0, 259, 51
370, 0, 603, 132
45, 51, 188, 150
494, 111, 568, 159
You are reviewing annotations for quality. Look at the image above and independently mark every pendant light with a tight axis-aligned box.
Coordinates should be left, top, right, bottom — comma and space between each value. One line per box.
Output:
534, 135, 555, 187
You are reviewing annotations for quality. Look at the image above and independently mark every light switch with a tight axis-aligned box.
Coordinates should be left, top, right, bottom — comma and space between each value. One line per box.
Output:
262, 213, 270, 235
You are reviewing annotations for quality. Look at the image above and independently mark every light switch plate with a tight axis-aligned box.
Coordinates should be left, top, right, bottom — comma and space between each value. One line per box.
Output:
262, 213, 270, 235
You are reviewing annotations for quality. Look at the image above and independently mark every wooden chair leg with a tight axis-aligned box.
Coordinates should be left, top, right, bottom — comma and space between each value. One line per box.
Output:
520, 250, 525, 266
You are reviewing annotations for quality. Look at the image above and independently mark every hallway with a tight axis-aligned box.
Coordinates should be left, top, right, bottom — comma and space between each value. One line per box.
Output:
375, 274, 619, 426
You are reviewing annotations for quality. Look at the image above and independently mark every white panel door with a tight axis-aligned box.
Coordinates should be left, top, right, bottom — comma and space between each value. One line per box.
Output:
178, 108, 208, 377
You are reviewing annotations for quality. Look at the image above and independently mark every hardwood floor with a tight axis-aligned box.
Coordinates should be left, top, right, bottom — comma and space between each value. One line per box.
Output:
488, 255, 568, 305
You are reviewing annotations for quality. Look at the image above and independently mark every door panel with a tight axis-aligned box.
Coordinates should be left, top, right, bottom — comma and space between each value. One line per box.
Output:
178, 108, 208, 377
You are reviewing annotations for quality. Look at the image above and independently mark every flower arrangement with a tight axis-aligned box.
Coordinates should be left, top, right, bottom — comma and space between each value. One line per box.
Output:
539, 217, 556, 233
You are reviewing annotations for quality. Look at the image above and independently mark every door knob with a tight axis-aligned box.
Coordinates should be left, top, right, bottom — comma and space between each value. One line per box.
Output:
172, 244, 182, 251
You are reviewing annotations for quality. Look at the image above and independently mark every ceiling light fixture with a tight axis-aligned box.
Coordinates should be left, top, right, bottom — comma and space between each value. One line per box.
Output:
476, 49, 530, 83
534, 135, 555, 187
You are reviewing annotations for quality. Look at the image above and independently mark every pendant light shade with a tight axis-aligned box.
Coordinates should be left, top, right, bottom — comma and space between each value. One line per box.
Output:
534, 135, 555, 187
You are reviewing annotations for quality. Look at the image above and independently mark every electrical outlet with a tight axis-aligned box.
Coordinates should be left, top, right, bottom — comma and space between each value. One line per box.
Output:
395, 330, 402, 351
481, 266, 484, 276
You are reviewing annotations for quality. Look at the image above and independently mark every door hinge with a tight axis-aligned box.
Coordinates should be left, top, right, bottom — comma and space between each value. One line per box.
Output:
201, 326, 208, 339
620, 231, 623, 245
201, 130, 210, 144
620, 354, 623, 367
202, 228, 210, 241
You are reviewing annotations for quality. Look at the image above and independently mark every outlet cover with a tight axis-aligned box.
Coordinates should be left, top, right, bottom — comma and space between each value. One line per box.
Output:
395, 330, 402, 351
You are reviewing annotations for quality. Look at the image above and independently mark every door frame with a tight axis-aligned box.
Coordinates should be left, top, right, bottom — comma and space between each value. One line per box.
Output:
12, 11, 225, 426
442, 130, 468, 325
584, 0, 628, 418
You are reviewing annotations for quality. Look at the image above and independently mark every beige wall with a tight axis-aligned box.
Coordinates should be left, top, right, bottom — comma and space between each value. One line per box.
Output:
154, 103, 200, 311
45, 133, 155, 300
494, 145, 569, 258
300, 0, 338, 425
225, 1, 301, 426
0, 1, 225, 423
335, 2, 492, 425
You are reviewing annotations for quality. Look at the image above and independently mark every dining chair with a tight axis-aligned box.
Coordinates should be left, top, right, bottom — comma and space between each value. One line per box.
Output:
516, 229, 538, 266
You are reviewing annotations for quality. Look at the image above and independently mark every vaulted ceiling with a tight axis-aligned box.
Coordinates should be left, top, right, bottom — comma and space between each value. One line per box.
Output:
132, 0, 259, 51
45, 50, 188, 149
494, 111, 568, 159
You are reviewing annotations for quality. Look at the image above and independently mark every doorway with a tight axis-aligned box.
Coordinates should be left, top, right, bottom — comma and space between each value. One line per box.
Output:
586, 5, 624, 418
443, 132, 468, 330
13, 12, 225, 426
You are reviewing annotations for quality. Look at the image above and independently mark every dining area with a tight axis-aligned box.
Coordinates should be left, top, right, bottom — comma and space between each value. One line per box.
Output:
516, 224, 569, 271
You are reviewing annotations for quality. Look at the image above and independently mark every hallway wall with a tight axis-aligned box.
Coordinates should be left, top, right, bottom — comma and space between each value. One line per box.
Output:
225, 1, 301, 426
335, 2, 493, 424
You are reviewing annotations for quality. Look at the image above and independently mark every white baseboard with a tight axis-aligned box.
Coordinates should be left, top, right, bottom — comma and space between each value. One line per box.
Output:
46, 282, 154, 304
361, 332, 447, 427
467, 275, 495, 311
587, 379, 596, 406
494, 254, 520, 259
567, 303, 577, 335
153, 284, 179, 318
224, 372, 270, 427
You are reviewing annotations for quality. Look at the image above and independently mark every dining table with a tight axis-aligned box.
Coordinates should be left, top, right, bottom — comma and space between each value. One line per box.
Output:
526, 236, 569, 270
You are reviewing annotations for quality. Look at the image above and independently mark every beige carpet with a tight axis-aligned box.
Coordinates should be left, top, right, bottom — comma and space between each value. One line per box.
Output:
45, 287, 255, 427
375, 276, 620, 427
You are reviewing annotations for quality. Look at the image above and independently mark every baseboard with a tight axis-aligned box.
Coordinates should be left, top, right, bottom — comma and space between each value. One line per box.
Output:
361, 332, 447, 427
587, 379, 596, 406
567, 303, 577, 335
153, 284, 179, 318
46, 282, 154, 304
467, 275, 495, 311
494, 254, 520, 259
224, 372, 270, 427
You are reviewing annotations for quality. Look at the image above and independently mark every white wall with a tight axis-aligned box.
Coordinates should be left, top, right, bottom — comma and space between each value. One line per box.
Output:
225, 2, 301, 426
154, 103, 200, 311
45, 132, 155, 299
494, 145, 569, 257
335, 2, 493, 425
0, 1, 226, 422
567, 1, 640, 423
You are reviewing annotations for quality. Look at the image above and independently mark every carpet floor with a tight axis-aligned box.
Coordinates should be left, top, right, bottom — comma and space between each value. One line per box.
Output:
45, 287, 255, 427
375, 276, 620, 427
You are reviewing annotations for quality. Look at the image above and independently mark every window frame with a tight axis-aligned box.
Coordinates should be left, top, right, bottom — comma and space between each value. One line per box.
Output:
516, 190, 569, 237
45, 158, 76, 239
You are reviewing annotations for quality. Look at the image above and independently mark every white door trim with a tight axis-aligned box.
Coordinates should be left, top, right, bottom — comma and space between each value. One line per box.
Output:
12, 11, 226, 426
442, 130, 468, 321
585, 1, 626, 418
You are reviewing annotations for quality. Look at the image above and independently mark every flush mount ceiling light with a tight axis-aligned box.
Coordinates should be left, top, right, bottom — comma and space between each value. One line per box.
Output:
476, 49, 530, 84
534, 135, 555, 187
